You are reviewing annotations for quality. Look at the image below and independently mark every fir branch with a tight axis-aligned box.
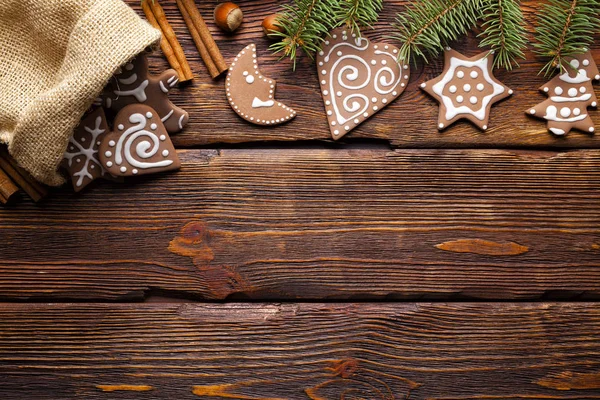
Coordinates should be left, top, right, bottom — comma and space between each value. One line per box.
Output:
533, 0, 600, 75
336, 0, 383, 35
269, 0, 340, 69
391, 0, 484, 64
478, 0, 528, 70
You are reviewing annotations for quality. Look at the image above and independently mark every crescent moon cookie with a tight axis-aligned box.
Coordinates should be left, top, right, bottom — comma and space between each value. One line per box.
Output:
526, 50, 599, 136
62, 107, 110, 192
99, 104, 180, 177
102, 53, 189, 134
317, 27, 410, 140
226, 44, 296, 126
421, 48, 513, 131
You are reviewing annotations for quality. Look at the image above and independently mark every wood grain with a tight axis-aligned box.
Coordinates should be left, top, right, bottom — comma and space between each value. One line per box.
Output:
0, 302, 598, 399
1, 148, 599, 301
126, 0, 600, 148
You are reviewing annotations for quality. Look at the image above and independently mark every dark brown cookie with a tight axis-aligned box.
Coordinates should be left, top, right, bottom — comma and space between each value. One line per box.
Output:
98, 104, 180, 177
63, 107, 109, 192
420, 48, 513, 131
102, 53, 189, 134
527, 50, 599, 136
316, 27, 410, 140
226, 44, 296, 126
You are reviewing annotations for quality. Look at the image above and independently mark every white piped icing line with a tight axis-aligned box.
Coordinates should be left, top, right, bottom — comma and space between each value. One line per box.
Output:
104, 112, 173, 172
225, 44, 296, 126
63, 113, 107, 188
421, 48, 512, 131
432, 53, 505, 122
317, 27, 409, 140
527, 50, 598, 136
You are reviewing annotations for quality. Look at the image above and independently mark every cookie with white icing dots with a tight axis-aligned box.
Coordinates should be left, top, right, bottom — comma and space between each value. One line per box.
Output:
102, 53, 189, 134
99, 104, 180, 177
317, 27, 409, 140
527, 50, 599, 136
63, 107, 110, 192
421, 48, 513, 131
226, 44, 296, 126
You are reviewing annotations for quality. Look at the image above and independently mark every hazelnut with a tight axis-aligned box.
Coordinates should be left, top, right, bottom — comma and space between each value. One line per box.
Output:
214, 2, 243, 33
262, 14, 284, 38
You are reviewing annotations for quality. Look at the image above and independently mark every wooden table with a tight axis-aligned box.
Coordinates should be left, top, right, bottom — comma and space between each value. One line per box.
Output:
1, 1, 599, 398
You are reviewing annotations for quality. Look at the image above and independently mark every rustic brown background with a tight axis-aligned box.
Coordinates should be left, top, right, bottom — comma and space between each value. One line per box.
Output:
0, 0, 599, 398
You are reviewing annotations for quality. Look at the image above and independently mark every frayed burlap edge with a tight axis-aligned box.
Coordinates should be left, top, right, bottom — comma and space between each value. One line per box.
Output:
5, 0, 161, 186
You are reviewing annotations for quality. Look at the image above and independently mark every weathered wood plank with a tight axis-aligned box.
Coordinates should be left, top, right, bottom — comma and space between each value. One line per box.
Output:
128, 0, 600, 148
0, 303, 598, 399
1, 148, 599, 301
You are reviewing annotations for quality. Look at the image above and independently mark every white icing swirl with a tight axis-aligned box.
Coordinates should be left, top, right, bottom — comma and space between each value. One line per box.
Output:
114, 113, 173, 170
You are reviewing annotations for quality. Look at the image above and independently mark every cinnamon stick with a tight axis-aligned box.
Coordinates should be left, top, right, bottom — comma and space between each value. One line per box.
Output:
0, 166, 18, 205
0, 148, 47, 203
142, 0, 184, 79
176, 0, 219, 78
142, 0, 194, 82
178, 0, 228, 78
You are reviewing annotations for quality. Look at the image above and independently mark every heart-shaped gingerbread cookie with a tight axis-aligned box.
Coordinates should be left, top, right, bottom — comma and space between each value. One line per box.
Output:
317, 28, 409, 140
99, 104, 180, 177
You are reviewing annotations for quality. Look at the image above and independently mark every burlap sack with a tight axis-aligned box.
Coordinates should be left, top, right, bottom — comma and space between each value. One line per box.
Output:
0, 0, 161, 186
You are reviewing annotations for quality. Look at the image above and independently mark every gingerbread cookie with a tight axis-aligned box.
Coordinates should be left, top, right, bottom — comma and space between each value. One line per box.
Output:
527, 50, 599, 136
421, 48, 513, 131
63, 107, 110, 192
317, 27, 410, 140
98, 104, 180, 177
102, 53, 189, 134
226, 44, 296, 125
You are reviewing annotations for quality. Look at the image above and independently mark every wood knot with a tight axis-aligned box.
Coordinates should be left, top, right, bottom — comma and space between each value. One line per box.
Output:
169, 220, 250, 299
330, 358, 359, 378
169, 221, 214, 265
436, 239, 529, 256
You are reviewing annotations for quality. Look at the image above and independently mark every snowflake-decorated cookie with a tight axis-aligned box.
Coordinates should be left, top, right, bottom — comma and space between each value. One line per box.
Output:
102, 53, 189, 134
226, 44, 296, 126
421, 48, 513, 131
63, 108, 109, 192
527, 50, 599, 136
99, 104, 180, 177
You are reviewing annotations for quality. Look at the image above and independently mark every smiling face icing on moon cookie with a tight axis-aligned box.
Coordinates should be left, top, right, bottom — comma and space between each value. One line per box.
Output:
421, 48, 512, 131
99, 104, 180, 177
317, 27, 409, 140
226, 44, 296, 126
527, 50, 599, 136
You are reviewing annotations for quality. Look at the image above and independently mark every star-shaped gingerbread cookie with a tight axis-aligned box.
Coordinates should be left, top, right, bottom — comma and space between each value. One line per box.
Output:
420, 48, 513, 131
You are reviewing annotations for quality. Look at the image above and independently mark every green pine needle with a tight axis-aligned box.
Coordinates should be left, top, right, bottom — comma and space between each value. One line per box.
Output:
533, 0, 600, 76
478, 0, 528, 70
269, 0, 383, 68
336, 0, 383, 36
391, 0, 484, 65
269, 0, 340, 69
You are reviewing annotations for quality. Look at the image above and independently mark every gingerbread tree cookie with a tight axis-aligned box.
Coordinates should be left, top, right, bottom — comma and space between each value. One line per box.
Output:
527, 50, 599, 136
102, 53, 189, 134
317, 27, 410, 140
63, 108, 110, 192
421, 48, 513, 131
99, 104, 180, 177
226, 44, 296, 126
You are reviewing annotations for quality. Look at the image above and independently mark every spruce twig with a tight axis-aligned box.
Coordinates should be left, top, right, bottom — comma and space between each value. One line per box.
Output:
269, 0, 340, 69
336, 0, 383, 35
478, 0, 527, 70
391, 0, 484, 64
269, 0, 384, 67
533, 0, 600, 75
